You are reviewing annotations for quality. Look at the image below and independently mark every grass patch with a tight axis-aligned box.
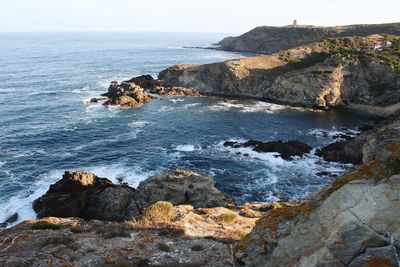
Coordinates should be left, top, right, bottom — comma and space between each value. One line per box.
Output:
31, 221, 61, 230
142, 201, 174, 223
215, 213, 237, 224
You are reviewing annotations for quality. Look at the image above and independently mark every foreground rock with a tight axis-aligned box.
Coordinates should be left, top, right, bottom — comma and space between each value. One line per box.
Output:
315, 136, 367, 164
224, 140, 312, 160
234, 118, 400, 266
0, 202, 268, 266
33, 169, 233, 222
102, 81, 152, 108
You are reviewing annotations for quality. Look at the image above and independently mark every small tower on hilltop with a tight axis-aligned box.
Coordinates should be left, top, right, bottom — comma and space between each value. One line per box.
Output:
293, 19, 298, 27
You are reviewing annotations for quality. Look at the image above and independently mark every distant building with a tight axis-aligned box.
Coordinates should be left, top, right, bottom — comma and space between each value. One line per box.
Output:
363, 40, 393, 52
293, 20, 298, 27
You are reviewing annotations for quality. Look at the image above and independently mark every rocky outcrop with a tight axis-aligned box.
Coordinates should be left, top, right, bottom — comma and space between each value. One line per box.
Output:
234, 118, 400, 266
102, 81, 153, 108
0, 203, 268, 266
159, 35, 400, 109
315, 136, 367, 164
216, 22, 400, 54
33, 171, 137, 221
33, 169, 233, 222
135, 169, 233, 210
224, 140, 312, 160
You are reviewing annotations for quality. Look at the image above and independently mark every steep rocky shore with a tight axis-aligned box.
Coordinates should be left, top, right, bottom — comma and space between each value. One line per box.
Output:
159, 35, 400, 111
1, 115, 400, 266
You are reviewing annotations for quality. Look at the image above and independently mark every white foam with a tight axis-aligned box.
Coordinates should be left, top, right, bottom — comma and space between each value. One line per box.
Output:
205, 100, 317, 114
169, 98, 185, 104
0, 161, 6, 167
175, 144, 197, 152
183, 103, 201, 109
128, 120, 150, 127
0, 169, 62, 227
309, 127, 360, 142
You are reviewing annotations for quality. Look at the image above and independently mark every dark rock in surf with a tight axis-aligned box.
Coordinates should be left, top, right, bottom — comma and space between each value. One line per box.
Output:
223, 140, 312, 160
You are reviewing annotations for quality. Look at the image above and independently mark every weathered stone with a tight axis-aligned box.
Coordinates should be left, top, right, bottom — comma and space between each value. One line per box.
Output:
134, 169, 234, 210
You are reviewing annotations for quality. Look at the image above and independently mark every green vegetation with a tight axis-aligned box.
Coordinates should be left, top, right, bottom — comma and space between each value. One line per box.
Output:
311, 67, 335, 75
279, 52, 331, 69
30, 221, 61, 230
158, 242, 172, 252
365, 40, 400, 68
142, 201, 174, 223
387, 151, 400, 175
215, 212, 237, 224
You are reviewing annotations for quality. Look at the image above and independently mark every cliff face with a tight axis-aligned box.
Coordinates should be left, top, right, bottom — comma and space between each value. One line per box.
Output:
216, 23, 400, 54
235, 118, 400, 266
160, 35, 400, 110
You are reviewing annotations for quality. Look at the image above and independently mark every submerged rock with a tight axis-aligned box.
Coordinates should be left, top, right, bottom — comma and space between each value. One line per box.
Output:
0, 213, 18, 228
224, 140, 312, 160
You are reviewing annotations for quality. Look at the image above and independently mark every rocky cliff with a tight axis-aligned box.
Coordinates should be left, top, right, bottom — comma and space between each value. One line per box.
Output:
216, 22, 400, 54
160, 35, 400, 110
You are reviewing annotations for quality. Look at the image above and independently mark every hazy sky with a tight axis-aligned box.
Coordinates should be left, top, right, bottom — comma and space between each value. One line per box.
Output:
1, 0, 399, 33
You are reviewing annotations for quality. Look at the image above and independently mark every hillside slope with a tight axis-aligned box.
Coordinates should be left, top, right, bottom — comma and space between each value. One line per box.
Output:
216, 22, 400, 54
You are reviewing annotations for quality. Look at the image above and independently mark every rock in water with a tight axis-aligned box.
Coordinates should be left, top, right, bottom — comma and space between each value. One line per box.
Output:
124, 74, 155, 89
32, 171, 137, 221
102, 81, 152, 108
134, 169, 234, 210
224, 140, 312, 160
33, 169, 233, 221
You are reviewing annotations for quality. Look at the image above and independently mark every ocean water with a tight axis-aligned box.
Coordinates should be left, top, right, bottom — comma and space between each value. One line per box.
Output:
0, 32, 374, 225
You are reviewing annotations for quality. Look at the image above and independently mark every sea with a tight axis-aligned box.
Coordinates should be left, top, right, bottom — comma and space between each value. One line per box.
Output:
0, 32, 375, 225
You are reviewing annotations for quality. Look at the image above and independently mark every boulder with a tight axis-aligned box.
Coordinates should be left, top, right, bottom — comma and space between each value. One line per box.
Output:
134, 169, 234, 210
33, 171, 137, 221
102, 82, 152, 108
124, 74, 155, 89
224, 140, 312, 160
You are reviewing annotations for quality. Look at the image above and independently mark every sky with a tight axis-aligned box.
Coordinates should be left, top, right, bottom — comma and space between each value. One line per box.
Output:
0, 0, 399, 33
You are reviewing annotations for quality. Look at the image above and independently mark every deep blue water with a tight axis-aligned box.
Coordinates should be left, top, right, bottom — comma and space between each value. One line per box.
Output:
0, 32, 375, 224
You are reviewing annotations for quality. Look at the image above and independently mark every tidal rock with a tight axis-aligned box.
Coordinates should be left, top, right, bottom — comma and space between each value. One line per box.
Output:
315, 137, 366, 164
0, 213, 18, 228
224, 140, 312, 160
134, 169, 234, 210
88, 97, 108, 103
33, 171, 137, 221
102, 81, 152, 108
124, 74, 155, 89
150, 85, 201, 96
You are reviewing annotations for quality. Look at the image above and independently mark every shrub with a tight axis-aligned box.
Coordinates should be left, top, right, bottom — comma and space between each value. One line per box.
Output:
31, 221, 61, 230
215, 212, 237, 224
158, 242, 172, 252
387, 152, 400, 175
142, 201, 174, 223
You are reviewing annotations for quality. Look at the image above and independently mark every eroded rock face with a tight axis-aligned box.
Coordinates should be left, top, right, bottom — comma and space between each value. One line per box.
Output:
235, 118, 400, 266
102, 81, 152, 108
33, 171, 137, 221
135, 169, 234, 210
224, 140, 312, 160
33, 169, 233, 222
159, 35, 400, 109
